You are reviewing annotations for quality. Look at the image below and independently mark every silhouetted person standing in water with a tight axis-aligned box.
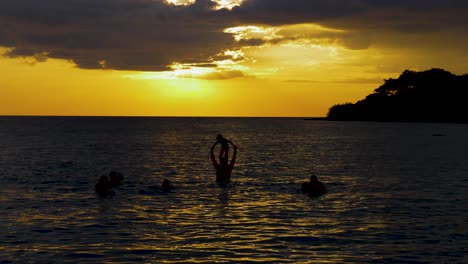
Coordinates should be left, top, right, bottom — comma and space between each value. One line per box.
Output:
211, 140, 237, 184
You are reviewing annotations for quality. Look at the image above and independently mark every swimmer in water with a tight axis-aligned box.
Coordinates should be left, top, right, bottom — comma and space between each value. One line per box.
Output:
95, 175, 112, 197
161, 179, 173, 192
301, 175, 327, 197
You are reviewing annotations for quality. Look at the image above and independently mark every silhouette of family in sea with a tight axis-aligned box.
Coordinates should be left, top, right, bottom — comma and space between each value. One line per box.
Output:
95, 133, 326, 197
95, 171, 173, 197
95, 170, 123, 196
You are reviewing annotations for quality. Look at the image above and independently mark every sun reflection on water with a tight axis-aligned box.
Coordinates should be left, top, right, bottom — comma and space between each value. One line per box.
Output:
1, 118, 467, 263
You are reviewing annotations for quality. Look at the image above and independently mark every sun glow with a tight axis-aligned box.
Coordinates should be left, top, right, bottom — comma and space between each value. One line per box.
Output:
212, 0, 244, 10
164, 0, 244, 9
123, 22, 353, 84
224, 26, 279, 41
125, 46, 250, 81
160, 79, 215, 99
168, 63, 216, 79
164, 0, 195, 6
221, 24, 349, 80
224, 23, 346, 43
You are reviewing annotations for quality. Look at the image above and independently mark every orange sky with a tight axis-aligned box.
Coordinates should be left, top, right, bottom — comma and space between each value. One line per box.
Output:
1, 0, 467, 117
0, 45, 380, 117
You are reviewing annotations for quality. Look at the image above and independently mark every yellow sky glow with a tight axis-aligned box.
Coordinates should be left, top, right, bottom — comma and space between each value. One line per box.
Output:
2, 19, 464, 117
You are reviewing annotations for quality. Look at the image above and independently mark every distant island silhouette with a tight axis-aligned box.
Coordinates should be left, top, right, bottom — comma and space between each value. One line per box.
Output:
326, 68, 468, 123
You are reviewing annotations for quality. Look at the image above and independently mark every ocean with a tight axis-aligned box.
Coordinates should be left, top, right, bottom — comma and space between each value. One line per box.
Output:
0, 117, 466, 263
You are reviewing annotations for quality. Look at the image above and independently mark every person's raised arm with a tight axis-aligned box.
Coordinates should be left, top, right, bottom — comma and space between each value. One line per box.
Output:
229, 144, 237, 168
211, 142, 219, 169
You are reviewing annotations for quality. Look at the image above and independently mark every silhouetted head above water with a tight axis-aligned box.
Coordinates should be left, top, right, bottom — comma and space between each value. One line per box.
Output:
302, 175, 327, 197
162, 179, 172, 192
99, 175, 109, 184
310, 175, 318, 183
95, 175, 112, 197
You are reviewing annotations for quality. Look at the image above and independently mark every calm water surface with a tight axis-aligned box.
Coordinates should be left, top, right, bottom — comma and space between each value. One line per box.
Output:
0, 117, 466, 263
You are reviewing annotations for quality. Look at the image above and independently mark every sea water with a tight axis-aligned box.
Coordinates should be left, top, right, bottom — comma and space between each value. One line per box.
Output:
0, 117, 466, 263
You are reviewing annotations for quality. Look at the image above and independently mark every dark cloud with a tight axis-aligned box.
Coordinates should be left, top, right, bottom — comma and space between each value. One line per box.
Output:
1, 0, 467, 71
232, 0, 367, 25
196, 70, 247, 80
0, 0, 234, 70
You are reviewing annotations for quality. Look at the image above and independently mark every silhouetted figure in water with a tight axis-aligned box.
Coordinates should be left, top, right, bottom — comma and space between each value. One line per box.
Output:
109, 171, 124, 187
211, 140, 237, 184
216, 134, 233, 160
301, 175, 327, 197
161, 179, 173, 192
95, 175, 112, 197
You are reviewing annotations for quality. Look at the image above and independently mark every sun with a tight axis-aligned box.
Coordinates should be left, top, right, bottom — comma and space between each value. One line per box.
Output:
161, 79, 216, 99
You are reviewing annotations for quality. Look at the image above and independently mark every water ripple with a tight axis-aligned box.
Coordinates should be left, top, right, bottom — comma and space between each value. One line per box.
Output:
0, 117, 466, 263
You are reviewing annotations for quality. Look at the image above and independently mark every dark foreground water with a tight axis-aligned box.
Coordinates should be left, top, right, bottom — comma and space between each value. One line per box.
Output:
0, 117, 466, 263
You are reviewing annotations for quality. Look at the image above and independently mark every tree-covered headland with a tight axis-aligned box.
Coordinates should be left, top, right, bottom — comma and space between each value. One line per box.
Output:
327, 69, 468, 123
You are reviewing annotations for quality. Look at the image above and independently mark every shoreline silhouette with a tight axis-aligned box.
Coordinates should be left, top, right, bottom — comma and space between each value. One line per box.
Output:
325, 68, 468, 124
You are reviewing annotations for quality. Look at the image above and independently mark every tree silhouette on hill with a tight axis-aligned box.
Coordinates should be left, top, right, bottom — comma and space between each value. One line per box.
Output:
327, 68, 468, 123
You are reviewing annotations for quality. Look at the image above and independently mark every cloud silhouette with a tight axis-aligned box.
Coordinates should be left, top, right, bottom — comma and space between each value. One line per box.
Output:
1, 0, 467, 71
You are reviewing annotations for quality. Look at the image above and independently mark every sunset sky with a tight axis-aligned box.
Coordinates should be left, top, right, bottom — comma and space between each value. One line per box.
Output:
1, 0, 468, 117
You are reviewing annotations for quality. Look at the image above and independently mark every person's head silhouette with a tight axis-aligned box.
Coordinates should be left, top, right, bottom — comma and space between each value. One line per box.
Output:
310, 175, 319, 183
99, 175, 109, 184
162, 179, 172, 192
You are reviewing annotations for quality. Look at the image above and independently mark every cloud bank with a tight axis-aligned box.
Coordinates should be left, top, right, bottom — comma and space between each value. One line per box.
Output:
1, 0, 467, 74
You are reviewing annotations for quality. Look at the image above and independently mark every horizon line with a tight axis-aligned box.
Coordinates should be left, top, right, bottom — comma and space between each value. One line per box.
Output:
0, 114, 328, 119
